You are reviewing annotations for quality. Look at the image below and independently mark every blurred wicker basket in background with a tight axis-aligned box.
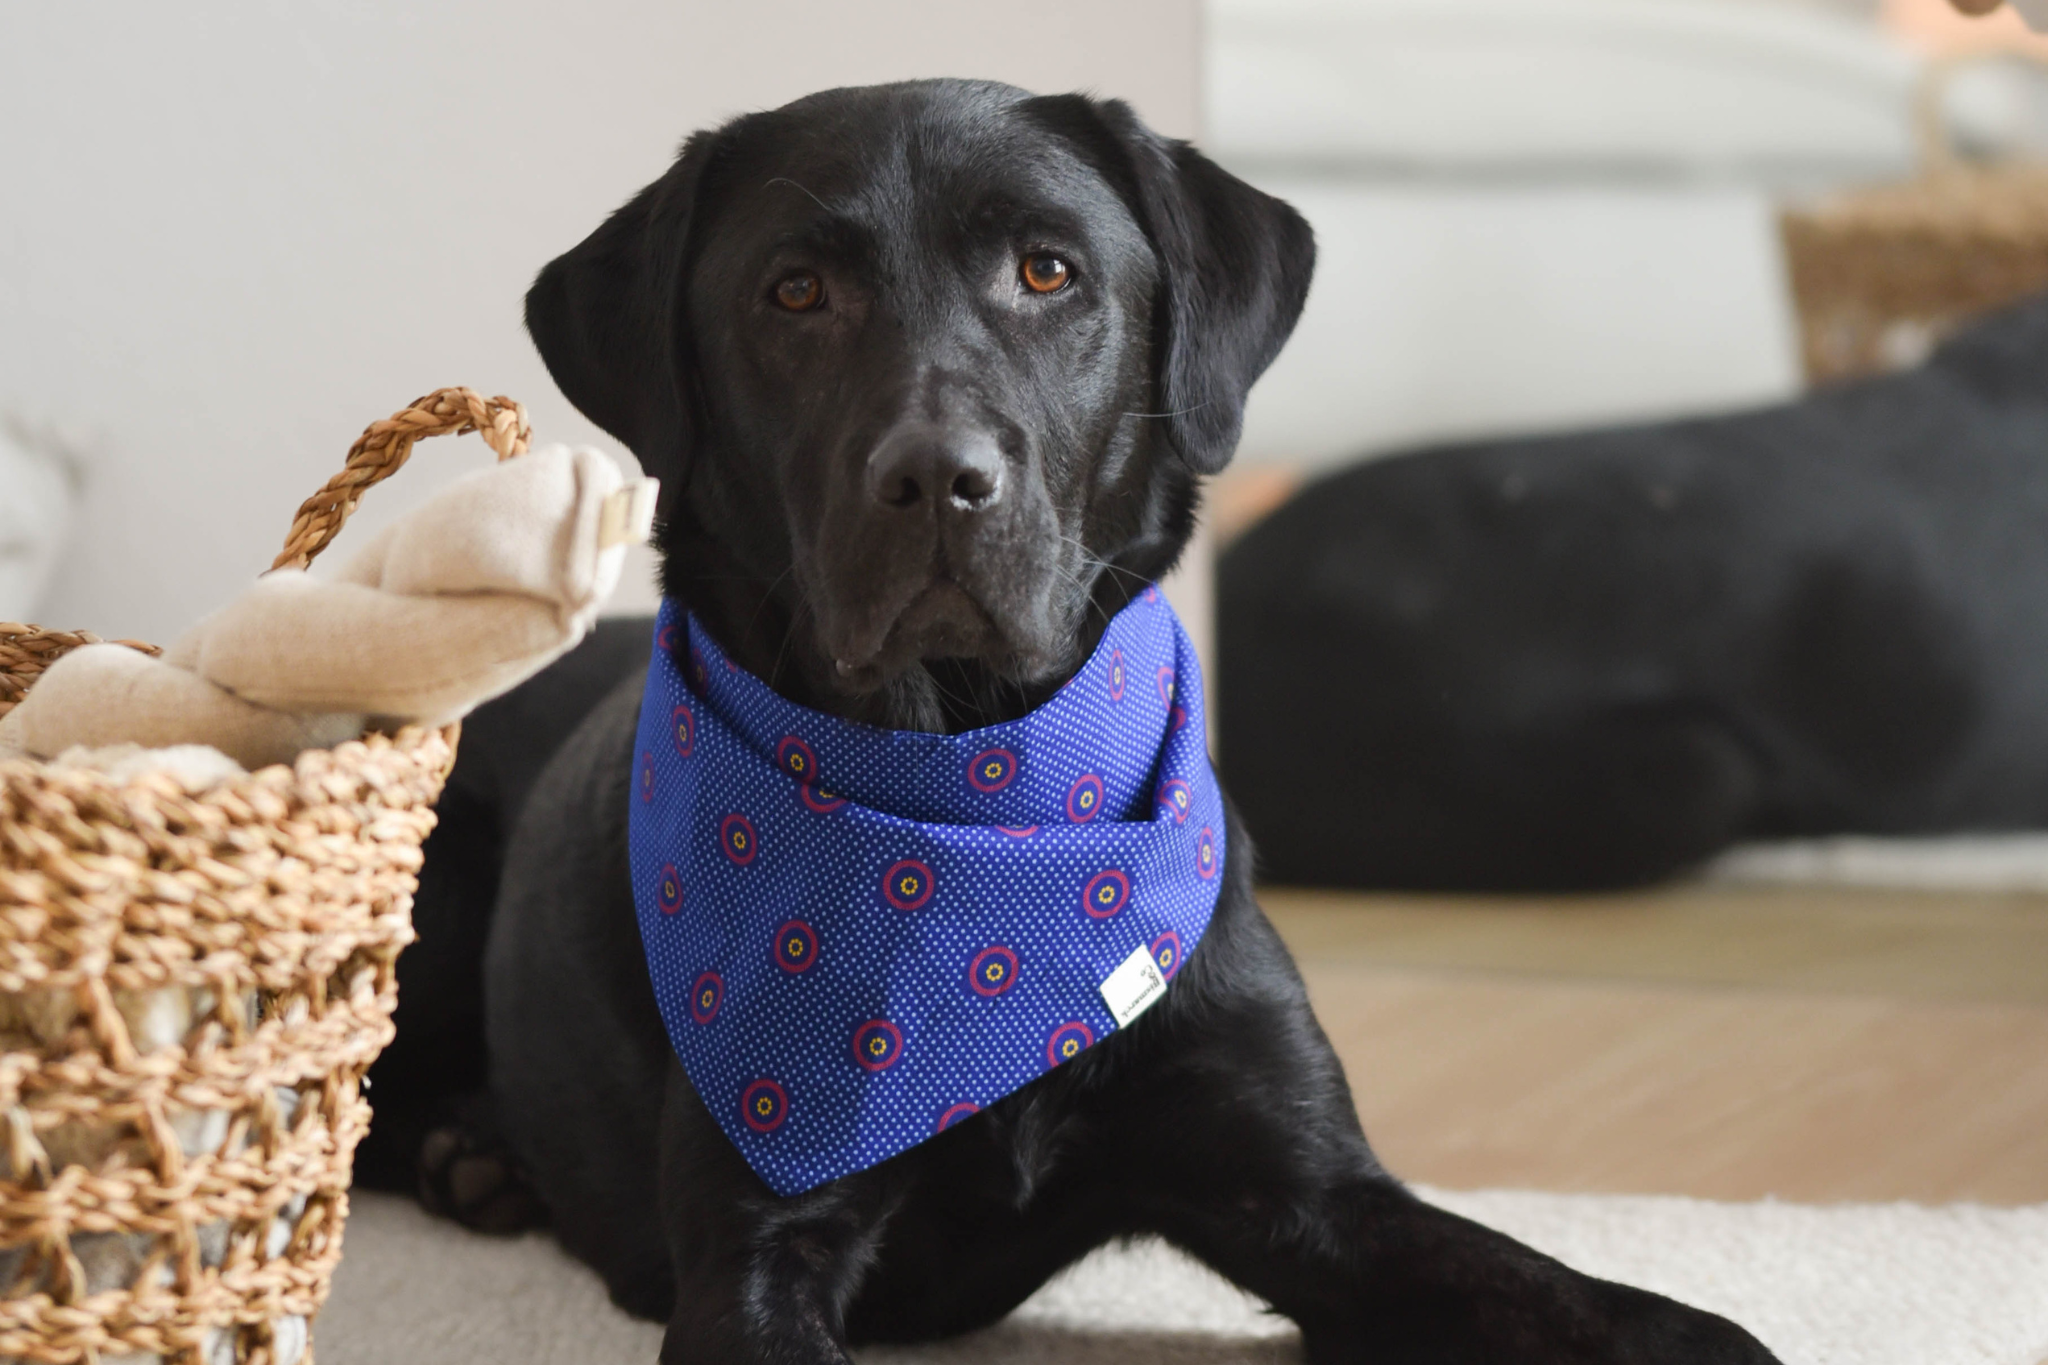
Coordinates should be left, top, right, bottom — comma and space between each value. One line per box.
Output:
1781, 56, 2048, 383
0, 389, 526, 1364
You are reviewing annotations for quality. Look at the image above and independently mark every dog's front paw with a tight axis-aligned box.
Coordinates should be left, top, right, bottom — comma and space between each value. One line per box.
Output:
1593, 1279, 1781, 1365
1307, 1272, 1781, 1365
416, 1123, 549, 1235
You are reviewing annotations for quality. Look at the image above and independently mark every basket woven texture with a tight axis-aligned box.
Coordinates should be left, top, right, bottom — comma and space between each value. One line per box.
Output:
0, 388, 528, 1365
1781, 57, 2048, 383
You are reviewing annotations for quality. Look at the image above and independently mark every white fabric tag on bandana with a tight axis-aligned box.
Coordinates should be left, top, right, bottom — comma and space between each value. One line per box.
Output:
1100, 944, 1168, 1027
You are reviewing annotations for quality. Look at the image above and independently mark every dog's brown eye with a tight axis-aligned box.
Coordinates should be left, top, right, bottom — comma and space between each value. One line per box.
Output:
1020, 254, 1071, 294
774, 271, 823, 312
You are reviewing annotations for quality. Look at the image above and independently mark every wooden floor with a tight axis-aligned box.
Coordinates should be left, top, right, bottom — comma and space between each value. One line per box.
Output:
1262, 883, 2048, 1206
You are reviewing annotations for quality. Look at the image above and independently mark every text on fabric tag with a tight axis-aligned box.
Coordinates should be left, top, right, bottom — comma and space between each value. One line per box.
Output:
1100, 944, 1168, 1027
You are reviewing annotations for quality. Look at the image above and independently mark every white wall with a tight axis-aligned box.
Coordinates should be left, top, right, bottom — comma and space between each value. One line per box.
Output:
0, 2, 1199, 644
1231, 182, 1803, 469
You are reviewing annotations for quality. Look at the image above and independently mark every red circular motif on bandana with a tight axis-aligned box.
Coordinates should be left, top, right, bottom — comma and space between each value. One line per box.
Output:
1081, 869, 1131, 920
1107, 648, 1126, 702
656, 863, 684, 915
1149, 930, 1184, 981
969, 946, 1021, 997
777, 735, 817, 782
1065, 774, 1105, 823
936, 1101, 982, 1133
1046, 1021, 1095, 1069
773, 919, 819, 973
968, 747, 1018, 793
720, 813, 758, 865
851, 1019, 904, 1072
882, 859, 936, 910
800, 784, 847, 814
671, 705, 695, 758
1155, 778, 1192, 825
689, 971, 723, 1023
1196, 826, 1219, 880
741, 1079, 788, 1133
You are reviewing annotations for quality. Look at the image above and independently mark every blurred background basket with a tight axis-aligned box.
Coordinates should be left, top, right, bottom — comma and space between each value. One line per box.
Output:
0, 388, 526, 1365
1782, 54, 2048, 383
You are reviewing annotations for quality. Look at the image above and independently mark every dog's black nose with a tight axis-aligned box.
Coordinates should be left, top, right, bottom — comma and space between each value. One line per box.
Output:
866, 427, 1005, 513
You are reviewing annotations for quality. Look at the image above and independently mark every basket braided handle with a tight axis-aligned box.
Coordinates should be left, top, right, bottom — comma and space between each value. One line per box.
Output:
271, 387, 530, 572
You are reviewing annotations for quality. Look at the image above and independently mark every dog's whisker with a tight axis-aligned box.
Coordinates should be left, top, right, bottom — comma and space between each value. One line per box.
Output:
1053, 534, 1153, 612
1118, 401, 1216, 421
769, 595, 814, 690
764, 176, 833, 215
673, 572, 801, 584
740, 563, 799, 656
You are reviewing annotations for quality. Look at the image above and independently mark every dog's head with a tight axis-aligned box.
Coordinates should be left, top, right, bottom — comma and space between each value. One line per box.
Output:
528, 79, 1311, 727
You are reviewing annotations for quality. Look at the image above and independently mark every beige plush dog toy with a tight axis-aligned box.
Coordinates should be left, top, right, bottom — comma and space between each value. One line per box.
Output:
0, 394, 655, 772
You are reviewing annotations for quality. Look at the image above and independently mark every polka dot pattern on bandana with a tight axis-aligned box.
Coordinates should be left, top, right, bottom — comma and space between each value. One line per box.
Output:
629, 589, 1225, 1196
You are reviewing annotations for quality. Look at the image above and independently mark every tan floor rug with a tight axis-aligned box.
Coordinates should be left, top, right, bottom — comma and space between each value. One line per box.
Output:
318, 1187, 2048, 1365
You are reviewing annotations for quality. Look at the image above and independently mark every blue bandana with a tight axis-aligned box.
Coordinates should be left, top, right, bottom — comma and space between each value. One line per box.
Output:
627, 587, 1225, 1196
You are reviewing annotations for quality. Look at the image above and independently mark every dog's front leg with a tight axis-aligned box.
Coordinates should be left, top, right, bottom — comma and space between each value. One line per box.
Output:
654, 1062, 899, 1364
1170, 1172, 1779, 1364
1118, 895, 1780, 1364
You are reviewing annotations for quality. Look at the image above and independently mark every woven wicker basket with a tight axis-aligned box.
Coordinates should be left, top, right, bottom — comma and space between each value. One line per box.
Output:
0, 388, 528, 1365
1781, 55, 2048, 383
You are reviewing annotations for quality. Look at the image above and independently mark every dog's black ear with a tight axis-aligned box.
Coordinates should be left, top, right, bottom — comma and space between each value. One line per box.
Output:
1035, 97, 1315, 474
525, 130, 726, 489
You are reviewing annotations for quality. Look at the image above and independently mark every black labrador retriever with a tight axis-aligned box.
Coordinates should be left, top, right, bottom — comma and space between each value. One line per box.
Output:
1219, 294, 2048, 890
359, 80, 1778, 1363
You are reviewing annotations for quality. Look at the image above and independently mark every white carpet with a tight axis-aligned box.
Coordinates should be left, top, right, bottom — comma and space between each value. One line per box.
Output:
318, 1188, 2048, 1365
1707, 834, 2048, 893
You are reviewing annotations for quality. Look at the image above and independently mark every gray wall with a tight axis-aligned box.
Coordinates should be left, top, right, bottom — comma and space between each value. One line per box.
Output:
1, 2, 1199, 643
